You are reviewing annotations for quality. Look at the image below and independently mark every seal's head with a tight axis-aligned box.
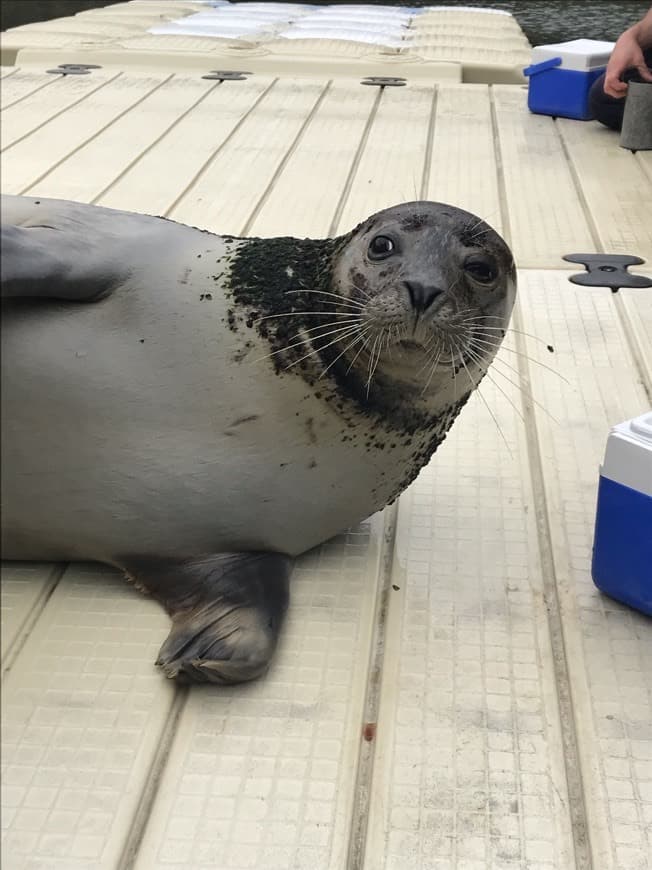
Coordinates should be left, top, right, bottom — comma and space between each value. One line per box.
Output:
230, 200, 515, 419
331, 201, 516, 400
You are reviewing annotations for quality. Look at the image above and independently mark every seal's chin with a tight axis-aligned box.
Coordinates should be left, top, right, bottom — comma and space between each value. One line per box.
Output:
391, 331, 490, 370
394, 334, 451, 359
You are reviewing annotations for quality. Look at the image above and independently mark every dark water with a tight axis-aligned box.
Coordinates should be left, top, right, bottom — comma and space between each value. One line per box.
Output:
1, 0, 649, 44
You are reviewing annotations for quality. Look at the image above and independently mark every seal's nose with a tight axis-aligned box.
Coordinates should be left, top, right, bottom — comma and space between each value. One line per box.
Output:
404, 280, 443, 312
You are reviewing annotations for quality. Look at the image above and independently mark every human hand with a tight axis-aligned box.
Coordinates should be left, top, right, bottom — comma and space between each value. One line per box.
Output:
604, 27, 652, 97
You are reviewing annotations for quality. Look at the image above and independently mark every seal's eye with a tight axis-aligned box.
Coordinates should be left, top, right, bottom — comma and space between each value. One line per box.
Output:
464, 256, 497, 284
368, 235, 395, 261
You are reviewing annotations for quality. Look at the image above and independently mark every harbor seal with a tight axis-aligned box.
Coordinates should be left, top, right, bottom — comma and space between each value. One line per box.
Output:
1, 195, 516, 684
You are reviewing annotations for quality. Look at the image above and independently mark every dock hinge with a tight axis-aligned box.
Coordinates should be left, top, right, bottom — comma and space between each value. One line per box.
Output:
46, 63, 102, 75
563, 253, 652, 292
201, 70, 252, 81
361, 76, 406, 87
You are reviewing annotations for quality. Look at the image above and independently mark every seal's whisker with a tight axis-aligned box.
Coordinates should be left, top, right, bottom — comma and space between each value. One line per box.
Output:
481, 328, 556, 353
366, 333, 382, 396
456, 315, 509, 330
468, 319, 543, 337
464, 210, 500, 236
382, 325, 394, 361
463, 344, 526, 426
346, 330, 372, 375
286, 288, 364, 308
450, 307, 475, 326
461, 318, 559, 354
421, 352, 441, 393
369, 343, 382, 391
319, 327, 371, 380
281, 318, 362, 345
294, 321, 363, 341
465, 342, 542, 429
282, 326, 364, 371
447, 275, 463, 298
256, 311, 363, 323
469, 334, 570, 385
421, 325, 449, 354
465, 343, 560, 427
460, 316, 550, 348
447, 337, 461, 401
465, 227, 493, 243
423, 334, 440, 353
366, 334, 378, 388
286, 289, 365, 309
422, 343, 444, 393
298, 318, 363, 337
393, 325, 406, 358
452, 338, 513, 458
255, 323, 362, 362
483, 328, 553, 349
467, 338, 527, 382
417, 340, 443, 376
465, 216, 485, 234
368, 330, 387, 394
368, 329, 386, 389
463, 210, 502, 241
349, 280, 372, 301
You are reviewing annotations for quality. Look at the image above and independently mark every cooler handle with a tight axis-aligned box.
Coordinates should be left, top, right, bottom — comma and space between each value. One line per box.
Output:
523, 56, 562, 77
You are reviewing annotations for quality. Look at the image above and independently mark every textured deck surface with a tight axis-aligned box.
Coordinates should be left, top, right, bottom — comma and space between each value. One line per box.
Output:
1, 47, 652, 870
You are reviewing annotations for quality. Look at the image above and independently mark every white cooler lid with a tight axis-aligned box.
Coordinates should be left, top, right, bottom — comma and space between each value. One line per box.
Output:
531, 38, 614, 72
602, 411, 652, 497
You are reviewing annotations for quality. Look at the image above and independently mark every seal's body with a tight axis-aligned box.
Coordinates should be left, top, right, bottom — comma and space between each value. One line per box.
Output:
2, 221, 391, 562
1, 195, 516, 684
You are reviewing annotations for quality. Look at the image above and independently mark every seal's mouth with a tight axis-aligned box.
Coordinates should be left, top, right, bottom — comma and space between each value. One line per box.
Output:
398, 339, 422, 351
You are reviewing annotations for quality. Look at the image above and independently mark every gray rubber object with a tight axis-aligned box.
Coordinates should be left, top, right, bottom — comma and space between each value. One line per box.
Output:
620, 80, 652, 151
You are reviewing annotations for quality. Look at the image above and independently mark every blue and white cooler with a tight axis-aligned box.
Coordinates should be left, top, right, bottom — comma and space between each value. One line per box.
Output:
524, 38, 614, 120
592, 412, 652, 615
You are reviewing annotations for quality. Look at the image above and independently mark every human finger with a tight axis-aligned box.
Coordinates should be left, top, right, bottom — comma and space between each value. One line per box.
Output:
604, 76, 628, 97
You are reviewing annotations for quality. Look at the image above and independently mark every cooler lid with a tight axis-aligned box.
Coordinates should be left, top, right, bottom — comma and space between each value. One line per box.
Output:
631, 412, 652, 441
531, 38, 614, 72
602, 411, 652, 497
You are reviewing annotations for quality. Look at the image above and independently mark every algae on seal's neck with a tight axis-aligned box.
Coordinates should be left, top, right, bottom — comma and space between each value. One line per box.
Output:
226, 234, 348, 317
225, 233, 363, 387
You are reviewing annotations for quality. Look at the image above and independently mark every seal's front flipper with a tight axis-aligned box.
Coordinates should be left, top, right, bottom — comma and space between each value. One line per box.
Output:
1, 195, 129, 301
123, 552, 292, 685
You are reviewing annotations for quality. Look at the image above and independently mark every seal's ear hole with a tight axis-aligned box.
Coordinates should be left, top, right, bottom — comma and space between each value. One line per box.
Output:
464, 255, 497, 284
368, 235, 396, 261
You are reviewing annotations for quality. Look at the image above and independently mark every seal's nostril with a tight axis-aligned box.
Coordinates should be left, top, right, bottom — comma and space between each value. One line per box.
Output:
405, 281, 443, 312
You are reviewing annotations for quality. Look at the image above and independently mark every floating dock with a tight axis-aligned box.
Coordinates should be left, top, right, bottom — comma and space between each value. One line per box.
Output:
1, 3, 651, 869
